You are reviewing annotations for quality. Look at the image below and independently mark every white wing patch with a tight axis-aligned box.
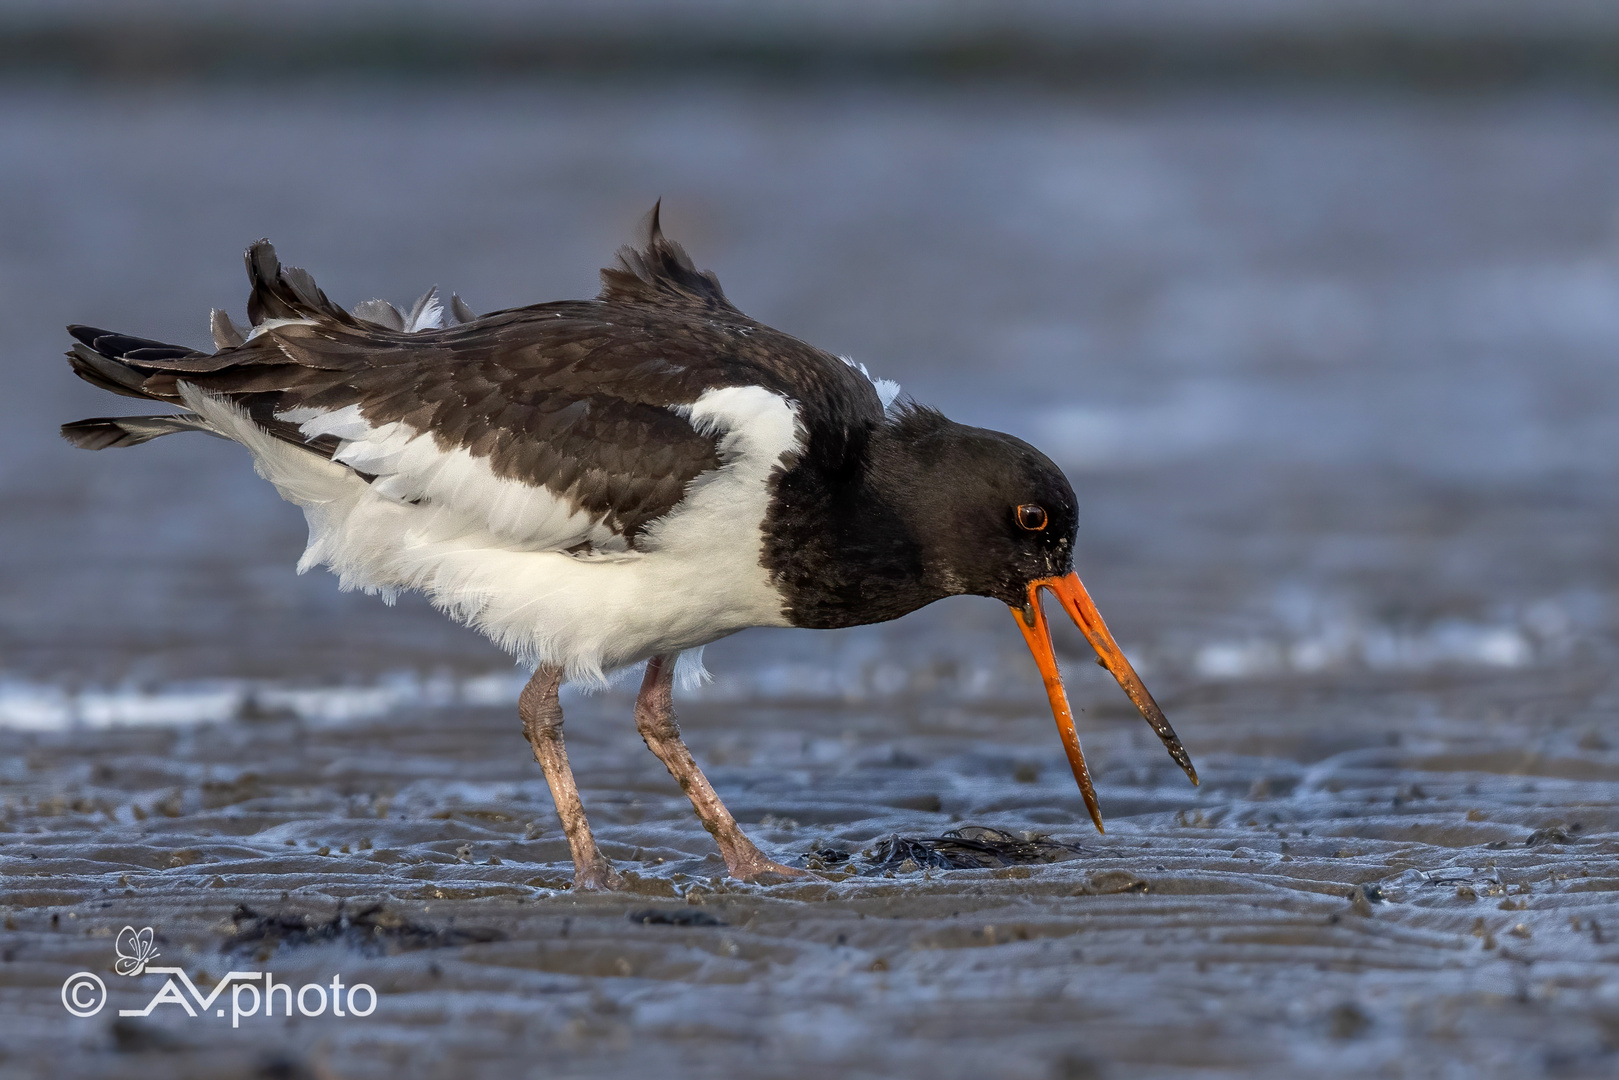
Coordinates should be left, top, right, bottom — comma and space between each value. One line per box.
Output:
840, 355, 901, 410
277, 403, 622, 553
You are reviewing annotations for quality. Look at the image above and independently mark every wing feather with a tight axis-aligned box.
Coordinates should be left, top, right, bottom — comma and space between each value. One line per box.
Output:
74, 225, 887, 550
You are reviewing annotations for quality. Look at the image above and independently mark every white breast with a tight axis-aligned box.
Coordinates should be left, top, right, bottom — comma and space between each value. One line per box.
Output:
180, 382, 802, 686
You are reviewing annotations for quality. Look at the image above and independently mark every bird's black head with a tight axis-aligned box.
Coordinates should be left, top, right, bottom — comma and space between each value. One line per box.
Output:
861, 405, 1199, 835
872, 406, 1077, 606
764, 402, 1198, 832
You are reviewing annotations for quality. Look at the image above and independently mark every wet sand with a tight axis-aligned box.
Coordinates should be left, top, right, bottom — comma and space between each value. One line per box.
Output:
2, 644, 1617, 1079
5, 82, 1619, 1076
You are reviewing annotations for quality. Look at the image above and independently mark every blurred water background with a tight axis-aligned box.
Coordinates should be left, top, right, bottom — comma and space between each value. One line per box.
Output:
4, 0, 1619, 705
5, 4, 1619, 1078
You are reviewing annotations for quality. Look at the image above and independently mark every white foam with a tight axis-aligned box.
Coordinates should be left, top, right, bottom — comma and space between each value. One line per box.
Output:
0, 682, 72, 731
0, 599, 1563, 731
78, 684, 246, 727
0, 649, 990, 731
1192, 619, 1535, 680
0, 681, 246, 731
0, 653, 717, 732
0, 672, 499, 731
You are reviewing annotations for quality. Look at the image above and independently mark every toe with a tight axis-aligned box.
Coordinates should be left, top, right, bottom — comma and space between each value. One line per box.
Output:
733, 858, 813, 883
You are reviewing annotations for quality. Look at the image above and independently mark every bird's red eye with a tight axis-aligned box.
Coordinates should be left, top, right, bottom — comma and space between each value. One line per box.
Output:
1016, 504, 1047, 531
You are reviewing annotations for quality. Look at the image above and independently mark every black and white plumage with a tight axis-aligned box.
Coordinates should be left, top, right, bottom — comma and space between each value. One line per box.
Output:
63, 208, 1198, 883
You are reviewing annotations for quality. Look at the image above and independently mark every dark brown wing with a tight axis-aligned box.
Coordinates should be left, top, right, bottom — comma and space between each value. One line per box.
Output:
65, 214, 886, 546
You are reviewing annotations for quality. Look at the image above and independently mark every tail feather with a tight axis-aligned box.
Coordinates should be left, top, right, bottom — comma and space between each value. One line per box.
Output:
63, 238, 362, 455
64, 325, 212, 402
67, 325, 202, 363
60, 413, 221, 450
66, 342, 161, 399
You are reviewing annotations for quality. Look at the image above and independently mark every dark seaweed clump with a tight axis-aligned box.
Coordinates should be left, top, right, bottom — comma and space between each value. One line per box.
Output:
627, 908, 727, 927
226, 901, 504, 956
843, 826, 1084, 873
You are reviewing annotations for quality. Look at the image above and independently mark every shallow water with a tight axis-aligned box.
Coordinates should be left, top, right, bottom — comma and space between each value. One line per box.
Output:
4, 82, 1619, 1077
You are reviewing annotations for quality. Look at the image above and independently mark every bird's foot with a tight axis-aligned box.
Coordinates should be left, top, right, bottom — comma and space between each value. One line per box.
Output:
571, 857, 625, 891
723, 848, 813, 884
741, 862, 812, 885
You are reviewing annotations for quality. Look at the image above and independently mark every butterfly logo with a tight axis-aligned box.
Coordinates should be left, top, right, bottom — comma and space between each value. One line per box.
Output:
113, 926, 159, 976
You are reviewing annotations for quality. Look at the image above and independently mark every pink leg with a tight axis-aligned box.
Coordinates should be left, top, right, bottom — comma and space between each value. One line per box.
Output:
635, 656, 806, 882
520, 666, 623, 891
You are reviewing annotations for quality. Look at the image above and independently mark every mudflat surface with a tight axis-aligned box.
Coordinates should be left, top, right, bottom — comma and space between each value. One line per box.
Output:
3, 667, 1617, 1079
3, 81, 1619, 1077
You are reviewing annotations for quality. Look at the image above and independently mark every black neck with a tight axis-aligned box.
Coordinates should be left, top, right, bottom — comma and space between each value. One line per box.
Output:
760, 416, 959, 629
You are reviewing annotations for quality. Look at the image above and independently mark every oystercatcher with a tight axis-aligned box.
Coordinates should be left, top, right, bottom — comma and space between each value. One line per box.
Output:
61, 206, 1198, 888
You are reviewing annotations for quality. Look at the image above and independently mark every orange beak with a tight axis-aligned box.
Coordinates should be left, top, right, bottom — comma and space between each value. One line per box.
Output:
1011, 572, 1198, 833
